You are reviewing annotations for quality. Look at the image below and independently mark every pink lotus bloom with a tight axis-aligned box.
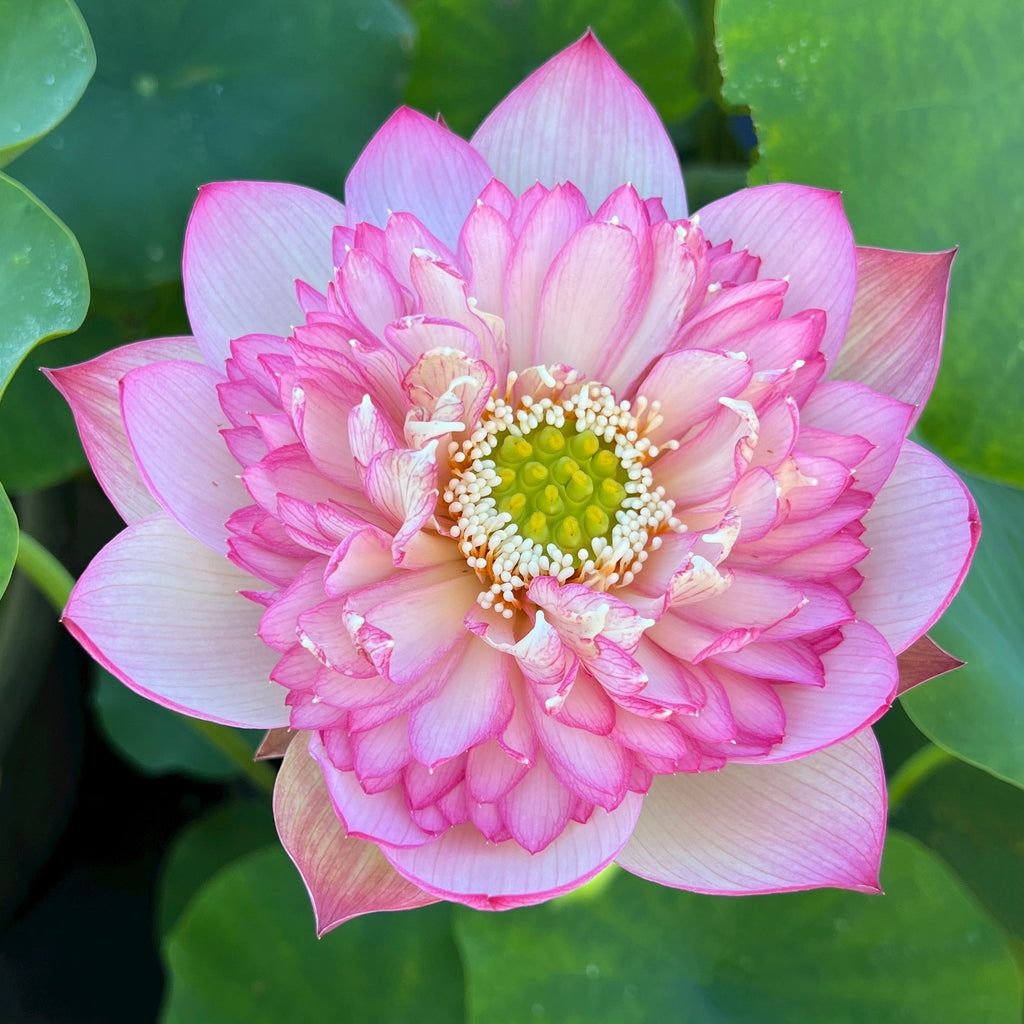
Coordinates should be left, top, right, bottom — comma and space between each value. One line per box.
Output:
51, 33, 978, 930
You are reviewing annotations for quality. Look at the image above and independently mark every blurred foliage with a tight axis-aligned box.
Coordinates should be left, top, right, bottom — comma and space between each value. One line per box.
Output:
716, 0, 1024, 486
91, 667, 265, 783
0, 283, 189, 493
404, 0, 702, 136
454, 834, 1020, 1024
11, 0, 415, 290
894, 758, 1024, 948
160, 846, 465, 1023
0, 0, 94, 168
157, 800, 277, 935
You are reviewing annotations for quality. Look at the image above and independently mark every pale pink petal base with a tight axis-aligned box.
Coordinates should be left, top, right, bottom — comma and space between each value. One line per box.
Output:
274, 735, 438, 936
616, 730, 886, 894
64, 513, 287, 728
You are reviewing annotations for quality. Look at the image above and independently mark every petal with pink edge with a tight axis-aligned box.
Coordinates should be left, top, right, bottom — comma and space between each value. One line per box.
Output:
64, 514, 287, 728
383, 792, 642, 910
184, 181, 345, 368
345, 107, 492, 250
696, 184, 856, 368
853, 440, 979, 654
832, 247, 955, 427
121, 360, 248, 554
617, 729, 885, 894
471, 32, 687, 217
45, 337, 203, 524
274, 735, 437, 936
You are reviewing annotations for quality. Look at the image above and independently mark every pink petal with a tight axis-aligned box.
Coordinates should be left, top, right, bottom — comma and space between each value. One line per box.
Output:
184, 181, 345, 368
45, 337, 203, 524
497, 754, 575, 854
120, 359, 248, 554
533, 222, 644, 374
737, 619, 897, 763
64, 514, 287, 728
408, 639, 514, 768
383, 792, 642, 909
274, 734, 437, 936
896, 635, 964, 695
696, 184, 856, 367
310, 734, 434, 848
799, 381, 914, 496
853, 440, 979, 654
832, 247, 955, 427
638, 348, 753, 444
503, 183, 590, 367
617, 729, 885, 893
345, 107, 493, 249
472, 32, 686, 217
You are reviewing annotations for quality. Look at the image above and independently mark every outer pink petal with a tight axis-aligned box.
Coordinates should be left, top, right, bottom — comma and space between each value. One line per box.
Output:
832, 247, 955, 427
64, 514, 287, 728
274, 735, 437, 936
383, 792, 642, 910
45, 337, 203, 524
471, 32, 687, 217
120, 360, 248, 554
184, 181, 345, 367
853, 440, 979, 654
617, 730, 885, 894
696, 184, 856, 368
345, 107, 493, 250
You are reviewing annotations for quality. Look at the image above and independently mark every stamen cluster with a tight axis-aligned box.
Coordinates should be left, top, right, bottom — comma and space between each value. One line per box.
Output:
445, 376, 679, 616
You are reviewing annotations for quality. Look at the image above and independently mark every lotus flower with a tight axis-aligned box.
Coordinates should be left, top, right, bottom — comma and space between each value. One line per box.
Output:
51, 33, 978, 930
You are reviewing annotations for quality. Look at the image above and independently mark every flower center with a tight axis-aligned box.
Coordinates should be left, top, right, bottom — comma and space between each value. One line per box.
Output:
445, 373, 679, 617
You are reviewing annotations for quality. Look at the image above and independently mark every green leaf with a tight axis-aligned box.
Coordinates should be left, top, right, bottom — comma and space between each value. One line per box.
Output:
404, 0, 703, 138
0, 0, 95, 167
455, 833, 1020, 1024
161, 845, 464, 1024
902, 471, 1024, 789
10, 0, 414, 290
157, 800, 277, 936
716, 0, 1024, 485
0, 173, 89, 395
894, 758, 1024, 944
0, 484, 15, 600
91, 668, 262, 782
